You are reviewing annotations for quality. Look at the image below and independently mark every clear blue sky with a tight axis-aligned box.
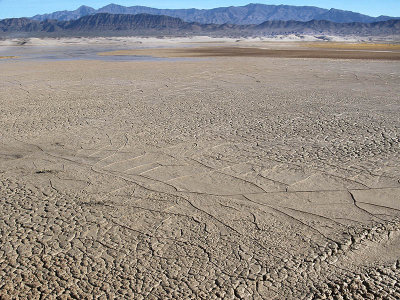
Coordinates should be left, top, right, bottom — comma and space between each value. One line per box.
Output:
1, 1, 399, 19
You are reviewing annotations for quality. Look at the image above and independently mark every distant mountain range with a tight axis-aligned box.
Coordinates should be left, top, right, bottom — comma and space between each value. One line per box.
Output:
1, 13, 399, 38
30, 3, 399, 25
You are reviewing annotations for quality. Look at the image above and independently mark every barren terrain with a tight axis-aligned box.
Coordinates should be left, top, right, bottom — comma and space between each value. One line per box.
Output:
0, 39, 400, 299
99, 45, 400, 60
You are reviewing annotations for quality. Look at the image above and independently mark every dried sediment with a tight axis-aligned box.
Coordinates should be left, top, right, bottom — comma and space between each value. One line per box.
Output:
0, 44, 400, 299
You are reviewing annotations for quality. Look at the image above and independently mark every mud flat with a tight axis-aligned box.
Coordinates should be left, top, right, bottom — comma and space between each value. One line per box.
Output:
303, 42, 400, 50
0, 40, 400, 299
0, 56, 17, 59
98, 43, 400, 60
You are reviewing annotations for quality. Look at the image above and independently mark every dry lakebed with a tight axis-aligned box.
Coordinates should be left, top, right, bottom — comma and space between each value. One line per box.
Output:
0, 38, 399, 299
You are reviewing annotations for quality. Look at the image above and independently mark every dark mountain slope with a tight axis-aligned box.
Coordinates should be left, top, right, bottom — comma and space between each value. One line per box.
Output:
255, 19, 400, 35
30, 3, 400, 25
1, 13, 399, 38
63, 13, 186, 31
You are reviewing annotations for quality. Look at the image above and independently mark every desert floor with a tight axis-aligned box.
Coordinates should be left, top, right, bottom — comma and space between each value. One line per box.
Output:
0, 39, 400, 299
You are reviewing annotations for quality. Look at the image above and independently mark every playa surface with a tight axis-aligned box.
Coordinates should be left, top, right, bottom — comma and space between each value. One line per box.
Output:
1, 38, 400, 299
98, 43, 400, 60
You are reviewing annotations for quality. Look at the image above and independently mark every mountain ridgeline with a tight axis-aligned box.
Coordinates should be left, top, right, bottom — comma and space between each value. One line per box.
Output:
63, 13, 186, 31
1, 13, 399, 38
0, 14, 189, 36
30, 3, 399, 25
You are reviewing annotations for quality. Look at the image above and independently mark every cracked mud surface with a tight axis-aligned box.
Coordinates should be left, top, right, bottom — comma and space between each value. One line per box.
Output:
1, 43, 400, 299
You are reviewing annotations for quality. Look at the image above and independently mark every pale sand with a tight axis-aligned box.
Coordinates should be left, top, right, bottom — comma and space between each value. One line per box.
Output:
0, 35, 361, 47
0, 41, 400, 299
